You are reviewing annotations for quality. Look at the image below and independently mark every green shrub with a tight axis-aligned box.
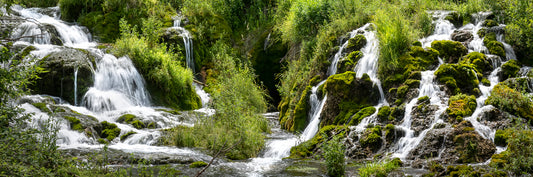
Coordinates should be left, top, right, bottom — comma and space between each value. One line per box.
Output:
499, 125, 533, 175
323, 135, 345, 177
486, 84, 533, 121
280, 0, 331, 42
504, 0, 533, 65
15, 0, 58, 7
358, 159, 401, 177
500, 59, 521, 81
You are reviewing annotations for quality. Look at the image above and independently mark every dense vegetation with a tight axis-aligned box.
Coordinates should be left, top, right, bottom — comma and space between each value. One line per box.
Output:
2, 0, 533, 176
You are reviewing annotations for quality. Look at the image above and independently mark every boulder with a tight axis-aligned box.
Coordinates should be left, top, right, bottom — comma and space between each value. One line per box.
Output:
320, 72, 380, 126
451, 30, 473, 43
431, 40, 468, 63
32, 48, 96, 105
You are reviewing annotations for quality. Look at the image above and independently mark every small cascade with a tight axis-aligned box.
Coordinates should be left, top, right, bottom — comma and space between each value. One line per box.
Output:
170, 16, 195, 73
420, 11, 456, 48
74, 67, 78, 106
463, 12, 492, 53
83, 54, 151, 112
301, 80, 327, 141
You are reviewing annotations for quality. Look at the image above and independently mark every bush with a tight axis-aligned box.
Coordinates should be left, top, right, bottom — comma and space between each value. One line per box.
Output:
358, 159, 401, 177
280, 0, 331, 42
486, 84, 533, 121
323, 135, 345, 177
504, 0, 533, 65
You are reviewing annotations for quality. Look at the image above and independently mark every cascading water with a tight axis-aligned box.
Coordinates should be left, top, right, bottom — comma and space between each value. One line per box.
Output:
8, 5, 208, 164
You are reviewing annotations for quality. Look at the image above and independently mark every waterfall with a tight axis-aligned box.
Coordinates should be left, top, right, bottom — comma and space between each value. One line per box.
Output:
301, 80, 327, 141
74, 67, 78, 106
83, 54, 151, 112
171, 16, 195, 73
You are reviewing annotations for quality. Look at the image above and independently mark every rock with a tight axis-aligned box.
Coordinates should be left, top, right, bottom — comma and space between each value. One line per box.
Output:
499, 59, 521, 81
445, 94, 477, 122
345, 35, 366, 53
32, 48, 95, 105
451, 30, 473, 43
483, 32, 506, 58
445, 12, 463, 28
408, 127, 452, 162
451, 121, 496, 163
431, 40, 468, 63
411, 98, 441, 135
435, 63, 480, 96
460, 52, 493, 75
320, 72, 380, 126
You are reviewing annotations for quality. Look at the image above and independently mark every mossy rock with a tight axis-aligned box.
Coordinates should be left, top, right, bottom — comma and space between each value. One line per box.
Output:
31, 48, 95, 105
360, 126, 382, 152
321, 72, 380, 126
337, 51, 362, 74
289, 126, 347, 158
431, 40, 467, 63
384, 124, 396, 142
412, 41, 422, 47
346, 106, 376, 126
452, 121, 496, 163
500, 59, 521, 81
460, 52, 493, 74
31, 102, 52, 114
345, 35, 367, 53
483, 32, 506, 58
377, 106, 392, 122
445, 12, 463, 28
189, 161, 208, 168
435, 63, 480, 96
292, 86, 313, 132
404, 79, 420, 89
117, 114, 146, 129
98, 121, 121, 141
65, 116, 84, 132
482, 19, 499, 28
494, 129, 507, 146
120, 131, 137, 141
446, 94, 477, 119
409, 46, 440, 70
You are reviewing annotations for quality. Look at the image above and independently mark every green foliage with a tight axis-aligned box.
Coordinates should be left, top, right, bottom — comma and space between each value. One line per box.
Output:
289, 125, 347, 159
494, 129, 507, 147
497, 125, 533, 175
431, 40, 468, 63
486, 84, 533, 121
446, 93, 477, 119
503, 0, 533, 65
13, 0, 58, 7
347, 106, 376, 126
162, 42, 268, 160
323, 135, 345, 177
113, 18, 201, 110
280, 0, 331, 42
358, 159, 401, 177
189, 161, 208, 168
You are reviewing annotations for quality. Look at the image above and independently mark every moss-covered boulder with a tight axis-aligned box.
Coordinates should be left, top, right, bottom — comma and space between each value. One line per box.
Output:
435, 63, 480, 96
117, 114, 147, 129
346, 106, 376, 126
451, 30, 473, 43
32, 48, 95, 105
345, 35, 366, 53
408, 46, 440, 70
360, 126, 383, 152
337, 51, 362, 74
460, 52, 493, 75
446, 94, 477, 121
452, 121, 496, 163
320, 72, 380, 126
482, 19, 499, 28
445, 12, 463, 28
431, 40, 468, 63
97, 121, 121, 142
500, 59, 521, 81
483, 32, 506, 58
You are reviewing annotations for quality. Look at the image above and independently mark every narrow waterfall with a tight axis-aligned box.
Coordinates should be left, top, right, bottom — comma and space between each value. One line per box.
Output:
74, 67, 78, 106
301, 80, 327, 141
171, 16, 195, 73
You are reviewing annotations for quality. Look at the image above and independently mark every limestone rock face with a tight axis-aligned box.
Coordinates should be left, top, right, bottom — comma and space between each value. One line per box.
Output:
32, 48, 96, 105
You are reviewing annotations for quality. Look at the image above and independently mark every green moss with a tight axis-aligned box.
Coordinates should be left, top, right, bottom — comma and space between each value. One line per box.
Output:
131, 120, 146, 129
338, 51, 362, 73
346, 35, 367, 52
446, 94, 477, 119
384, 124, 395, 141
309, 75, 322, 86
120, 131, 137, 141
360, 126, 382, 152
483, 32, 506, 58
377, 106, 391, 122
408, 46, 439, 69
396, 85, 409, 98
494, 129, 507, 147
97, 138, 108, 144
418, 96, 429, 103
189, 161, 208, 168
483, 19, 499, 28
117, 114, 136, 123
500, 59, 521, 81
431, 40, 468, 63
292, 86, 312, 132
100, 121, 121, 141
31, 103, 51, 114
347, 107, 376, 126
289, 126, 347, 158
64, 116, 84, 132
486, 84, 533, 122
490, 153, 508, 168
147, 122, 157, 129
461, 52, 492, 74
435, 63, 480, 96
412, 41, 422, 47
481, 77, 491, 86
404, 79, 420, 89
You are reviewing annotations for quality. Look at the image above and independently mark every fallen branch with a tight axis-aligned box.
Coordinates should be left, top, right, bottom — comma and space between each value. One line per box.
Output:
195, 138, 242, 177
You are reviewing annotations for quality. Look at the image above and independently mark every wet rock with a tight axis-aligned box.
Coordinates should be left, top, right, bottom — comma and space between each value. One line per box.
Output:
411, 98, 441, 135
445, 12, 463, 28
451, 30, 473, 43
32, 48, 96, 104
435, 63, 480, 96
320, 72, 380, 126
431, 40, 468, 63
345, 35, 366, 54
408, 126, 452, 162
499, 59, 521, 81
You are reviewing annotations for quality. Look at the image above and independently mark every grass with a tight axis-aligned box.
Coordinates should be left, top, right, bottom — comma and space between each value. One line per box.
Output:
358, 159, 402, 177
